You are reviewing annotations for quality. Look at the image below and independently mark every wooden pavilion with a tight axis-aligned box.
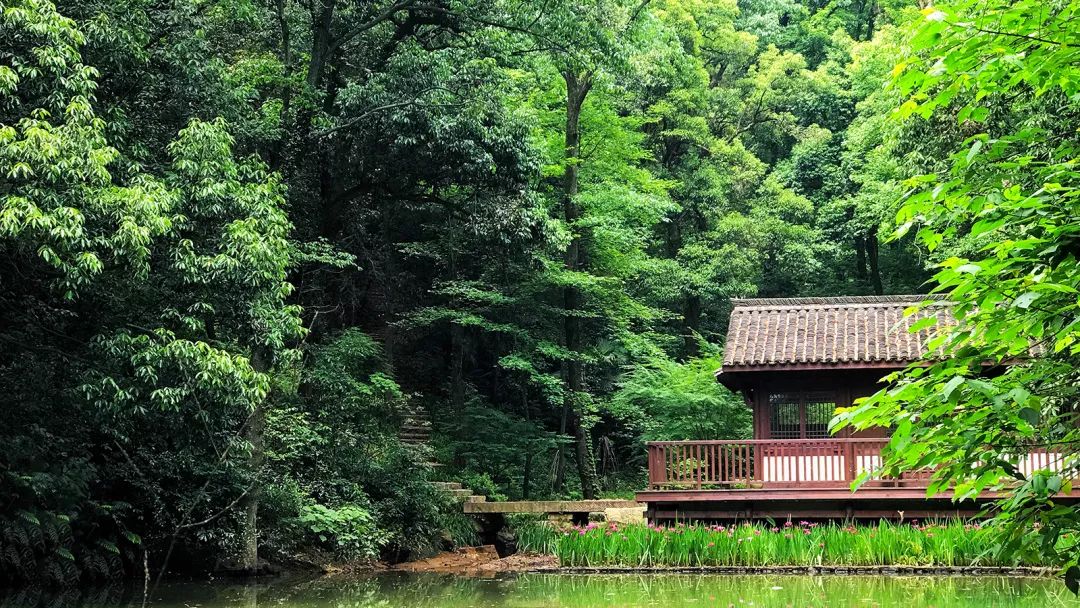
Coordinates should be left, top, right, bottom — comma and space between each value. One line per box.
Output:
635, 295, 1071, 522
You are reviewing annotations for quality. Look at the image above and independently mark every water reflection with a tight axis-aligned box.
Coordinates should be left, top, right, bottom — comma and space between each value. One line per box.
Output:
4, 573, 1078, 608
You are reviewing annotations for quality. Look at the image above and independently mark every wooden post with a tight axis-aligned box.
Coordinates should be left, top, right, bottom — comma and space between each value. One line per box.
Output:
695, 444, 702, 490
845, 441, 857, 482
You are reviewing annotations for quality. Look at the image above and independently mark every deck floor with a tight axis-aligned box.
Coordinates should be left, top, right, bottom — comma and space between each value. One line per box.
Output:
635, 486, 1080, 522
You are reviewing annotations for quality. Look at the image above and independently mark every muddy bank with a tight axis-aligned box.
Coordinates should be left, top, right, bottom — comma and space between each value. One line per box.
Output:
390, 546, 558, 575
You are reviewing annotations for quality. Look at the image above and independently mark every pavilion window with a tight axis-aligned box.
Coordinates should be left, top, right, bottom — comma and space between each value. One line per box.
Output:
768, 392, 837, 439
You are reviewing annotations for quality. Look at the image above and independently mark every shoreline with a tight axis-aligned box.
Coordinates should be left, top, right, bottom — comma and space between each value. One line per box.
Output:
381, 546, 1059, 578
518, 564, 1057, 577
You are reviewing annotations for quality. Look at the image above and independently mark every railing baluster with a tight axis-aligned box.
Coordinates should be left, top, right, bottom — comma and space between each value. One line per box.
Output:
644, 438, 908, 491
739, 443, 745, 484
723, 444, 730, 485
680, 444, 686, 486
663, 444, 669, 485
695, 444, 702, 490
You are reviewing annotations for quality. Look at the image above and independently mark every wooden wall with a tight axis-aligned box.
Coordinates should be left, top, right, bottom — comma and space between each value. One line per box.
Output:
729, 368, 896, 440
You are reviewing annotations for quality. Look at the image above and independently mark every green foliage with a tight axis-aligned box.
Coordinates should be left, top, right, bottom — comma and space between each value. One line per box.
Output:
433, 402, 559, 500
1, 0, 302, 582
609, 354, 751, 441
834, 0, 1080, 576
291, 503, 386, 560
0, 0, 169, 296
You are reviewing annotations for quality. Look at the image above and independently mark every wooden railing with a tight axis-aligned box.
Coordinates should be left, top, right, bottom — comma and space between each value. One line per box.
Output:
645, 439, 1066, 491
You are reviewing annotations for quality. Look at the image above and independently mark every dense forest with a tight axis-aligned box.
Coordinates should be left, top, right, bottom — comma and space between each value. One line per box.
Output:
3, 0, 1078, 587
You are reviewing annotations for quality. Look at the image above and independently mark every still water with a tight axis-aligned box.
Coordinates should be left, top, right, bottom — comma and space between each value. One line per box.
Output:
9, 573, 1080, 608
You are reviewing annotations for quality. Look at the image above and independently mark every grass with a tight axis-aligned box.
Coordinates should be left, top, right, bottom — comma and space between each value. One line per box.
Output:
515, 519, 1055, 568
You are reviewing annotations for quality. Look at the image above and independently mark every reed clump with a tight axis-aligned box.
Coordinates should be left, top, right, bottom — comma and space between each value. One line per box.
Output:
516, 519, 1054, 568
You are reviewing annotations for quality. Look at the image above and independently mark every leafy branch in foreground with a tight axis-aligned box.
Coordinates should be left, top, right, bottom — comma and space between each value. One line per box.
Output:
834, 0, 1080, 580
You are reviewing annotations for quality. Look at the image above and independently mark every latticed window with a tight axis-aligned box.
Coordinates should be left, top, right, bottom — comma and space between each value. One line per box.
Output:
768, 392, 837, 439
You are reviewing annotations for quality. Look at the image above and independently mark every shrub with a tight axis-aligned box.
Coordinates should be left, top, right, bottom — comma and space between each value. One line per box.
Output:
292, 504, 387, 560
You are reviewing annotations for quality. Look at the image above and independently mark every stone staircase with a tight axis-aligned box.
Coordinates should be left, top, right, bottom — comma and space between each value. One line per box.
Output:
398, 406, 484, 504
431, 481, 485, 504
399, 404, 433, 447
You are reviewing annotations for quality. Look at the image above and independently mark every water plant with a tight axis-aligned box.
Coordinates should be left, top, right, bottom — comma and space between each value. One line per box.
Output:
516, 520, 1056, 568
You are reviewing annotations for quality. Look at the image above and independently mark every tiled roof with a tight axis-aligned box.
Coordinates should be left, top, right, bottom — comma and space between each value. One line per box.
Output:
720, 295, 951, 371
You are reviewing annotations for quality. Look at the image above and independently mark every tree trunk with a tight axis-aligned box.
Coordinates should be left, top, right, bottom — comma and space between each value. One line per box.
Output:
268, 0, 292, 169
570, 410, 598, 499
559, 70, 600, 500
239, 350, 268, 574
307, 0, 336, 88
682, 294, 701, 359
864, 1, 878, 40
450, 322, 465, 409
854, 235, 867, 282
554, 395, 567, 494
867, 228, 883, 295
664, 214, 681, 258
522, 451, 532, 500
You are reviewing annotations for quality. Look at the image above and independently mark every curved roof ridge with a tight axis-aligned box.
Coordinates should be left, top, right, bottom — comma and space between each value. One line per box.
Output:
731, 294, 945, 307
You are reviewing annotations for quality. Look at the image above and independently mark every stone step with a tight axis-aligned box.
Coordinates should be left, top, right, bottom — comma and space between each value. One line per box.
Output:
463, 494, 486, 503
399, 431, 431, 438
431, 481, 463, 491
448, 488, 473, 498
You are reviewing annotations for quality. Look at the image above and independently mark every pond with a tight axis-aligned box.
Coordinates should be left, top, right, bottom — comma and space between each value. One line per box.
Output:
10, 573, 1080, 608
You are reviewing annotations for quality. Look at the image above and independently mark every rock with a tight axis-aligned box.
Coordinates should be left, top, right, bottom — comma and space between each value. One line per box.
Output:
604, 506, 646, 524
495, 526, 517, 556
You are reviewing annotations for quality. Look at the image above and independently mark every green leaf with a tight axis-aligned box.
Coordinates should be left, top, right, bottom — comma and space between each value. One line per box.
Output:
1012, 292, 1040, 309
942, 376, 965, 400
1018, 407, 1039, 426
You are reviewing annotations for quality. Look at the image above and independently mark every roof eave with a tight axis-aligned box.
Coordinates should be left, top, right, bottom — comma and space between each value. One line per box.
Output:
716, 360, 918, 389
719, 361, 918, 373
